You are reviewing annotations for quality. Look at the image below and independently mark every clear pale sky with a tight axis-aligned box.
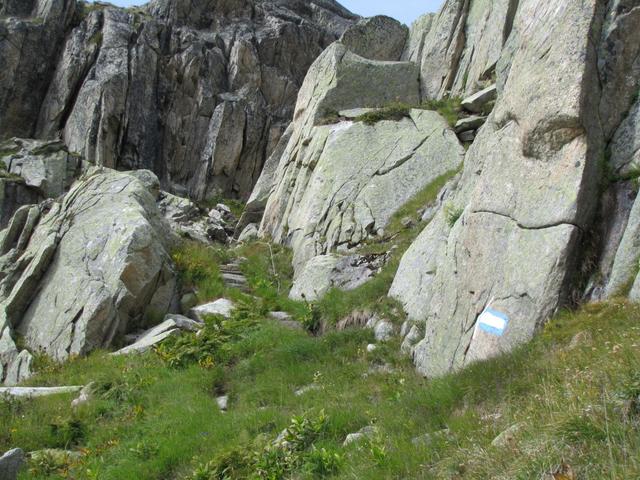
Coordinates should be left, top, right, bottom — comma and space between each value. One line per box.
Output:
95, 0, 443, 25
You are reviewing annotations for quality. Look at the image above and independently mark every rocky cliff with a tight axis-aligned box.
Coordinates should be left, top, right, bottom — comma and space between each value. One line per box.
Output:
1, 0, 357, 200
246, 0, 640, 378
389, 0, 640, 376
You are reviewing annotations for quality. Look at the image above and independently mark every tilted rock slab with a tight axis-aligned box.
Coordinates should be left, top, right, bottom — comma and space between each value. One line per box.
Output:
390, 0, 607, 377
258, 39, 464, 273
0, 168, 177, 383
25, 0, 357, 201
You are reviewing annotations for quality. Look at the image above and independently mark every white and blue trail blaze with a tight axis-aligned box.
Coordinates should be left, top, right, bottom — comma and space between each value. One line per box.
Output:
476, 308, 509, 337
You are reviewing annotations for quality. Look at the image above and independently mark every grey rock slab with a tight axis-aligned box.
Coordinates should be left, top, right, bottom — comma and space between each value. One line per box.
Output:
460, 84, 497, 113
457, 130, 476, 143
190, 299, 235, 321
0, 448, 24, 480
32, 1, 357, 202
113, 315, 201, 355
454, 116, 487, 133
289, 253, 390, 301
0, 386, 83, 398
401, 13, 435, 64
216, 395, 229, 411
416, 0, 468, 99
237, 223, 259, 243
604, 191, 640, 297
373, 321, 394, 342
343, 426, 379, 446
4, 349, 33, 386
261, 101, 463, 274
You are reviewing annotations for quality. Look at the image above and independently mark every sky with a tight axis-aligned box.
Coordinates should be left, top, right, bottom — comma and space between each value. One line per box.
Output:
94, 0, 443, 26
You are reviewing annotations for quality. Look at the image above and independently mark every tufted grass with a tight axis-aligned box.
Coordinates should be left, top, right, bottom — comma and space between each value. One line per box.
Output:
2, 301, 639, 479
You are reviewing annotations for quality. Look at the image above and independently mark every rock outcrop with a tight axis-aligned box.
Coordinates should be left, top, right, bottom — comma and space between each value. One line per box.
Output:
255, 22, 464, 276
390, 0, 640, 377
0, 168, 177, 384
0, 138, 85, 228
1, 0, 357, 202
404, 0, 518, 99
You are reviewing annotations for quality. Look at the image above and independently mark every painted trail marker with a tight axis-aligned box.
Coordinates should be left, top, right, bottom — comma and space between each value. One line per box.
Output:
476, 308, 509, 337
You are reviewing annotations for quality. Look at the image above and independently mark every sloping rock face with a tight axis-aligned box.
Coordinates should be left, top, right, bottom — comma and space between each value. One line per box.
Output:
2, 0, 357, 201
403, 0, 519, 99
256, 26, 464, 273
390, 0, 640, 377
0, 0, 77, 138
0, 168, 177, 384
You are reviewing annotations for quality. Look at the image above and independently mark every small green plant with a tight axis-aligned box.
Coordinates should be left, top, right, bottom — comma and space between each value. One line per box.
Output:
155, 307, 259, 369
303, 446, 343, 476
421, 97, 462, 127
355, 103, 412, 125
368, 437, 388, 467
444, 203, 464, 227
28, 451, 68, 476
129, 439, 160, 460
49, 418, 86, 449
172, 241, 227, 302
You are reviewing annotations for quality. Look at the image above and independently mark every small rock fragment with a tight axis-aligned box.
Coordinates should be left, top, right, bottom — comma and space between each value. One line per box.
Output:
491, 422, 526, 448
343, 426, 378, 446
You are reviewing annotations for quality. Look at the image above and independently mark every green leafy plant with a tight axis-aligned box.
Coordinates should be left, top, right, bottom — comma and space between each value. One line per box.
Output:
303, 446, 343, 476
155, 307, 259, 369
49, 418, 86, 449
445, 203, 464, 227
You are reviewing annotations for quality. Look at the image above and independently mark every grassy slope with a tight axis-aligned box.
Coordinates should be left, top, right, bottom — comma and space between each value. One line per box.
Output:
2, 302, 639, 479
2, 175, 639, 479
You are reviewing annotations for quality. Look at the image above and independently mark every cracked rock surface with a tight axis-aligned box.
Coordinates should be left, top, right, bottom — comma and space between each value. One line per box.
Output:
0, 168, 177, 383
0, 0, 357, 202
256, 29, 463, 275
390, 0, 640, 377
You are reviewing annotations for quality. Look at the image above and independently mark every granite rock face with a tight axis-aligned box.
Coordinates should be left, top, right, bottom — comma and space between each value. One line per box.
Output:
0, 0, 77, 138
390, 0, 640, 377
0, 138, 85, 229
1, 0, 358, 202
256, 30, 464, 276
0, 168, 178, 383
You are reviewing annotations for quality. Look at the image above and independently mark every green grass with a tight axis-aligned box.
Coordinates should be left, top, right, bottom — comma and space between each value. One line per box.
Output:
311, 169, 460, 327
421, 97, 463, 127
318, 98, 463, 129
354, 103, 412, 126
4, 167, 640, 479
3, 300, 639, 479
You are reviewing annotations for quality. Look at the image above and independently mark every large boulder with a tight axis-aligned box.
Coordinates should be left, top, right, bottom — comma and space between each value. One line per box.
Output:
390, 0, 607, 377
339, 16, 408, 61
0, 168, 178, 383
30, 0, 358, 201
256, 39, 463, 275
289, 253, 389, 301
